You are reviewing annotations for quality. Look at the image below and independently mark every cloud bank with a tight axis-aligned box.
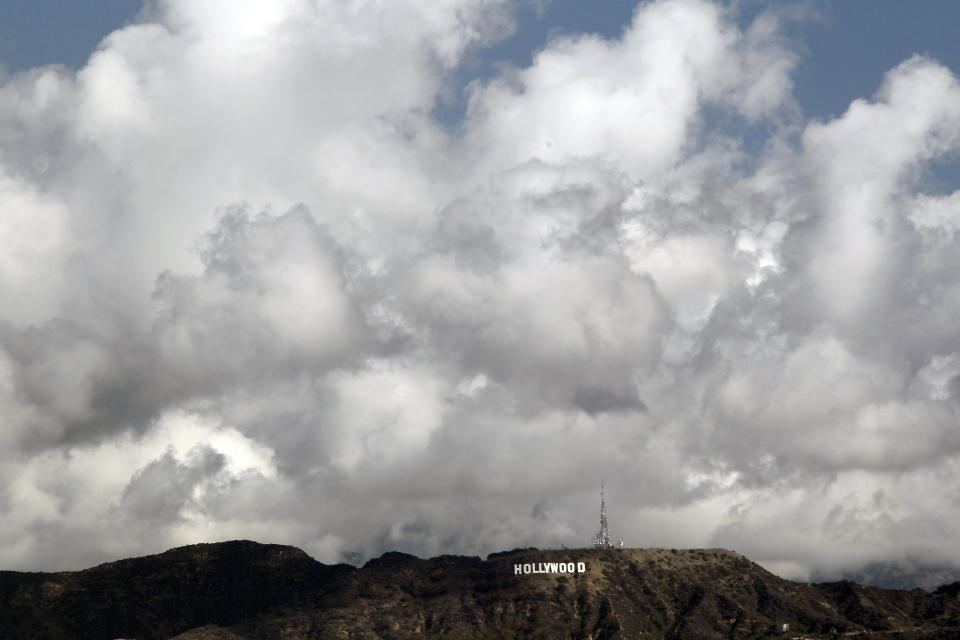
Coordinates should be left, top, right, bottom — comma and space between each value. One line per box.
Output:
1, 0, 960, 581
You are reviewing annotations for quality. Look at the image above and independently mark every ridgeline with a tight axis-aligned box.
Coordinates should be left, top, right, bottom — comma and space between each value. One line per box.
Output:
2, 540, 960, 639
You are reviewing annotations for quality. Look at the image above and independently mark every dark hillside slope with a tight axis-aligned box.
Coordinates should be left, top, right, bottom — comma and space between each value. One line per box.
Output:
2, 541, 960, 639
0, 541, 352, 640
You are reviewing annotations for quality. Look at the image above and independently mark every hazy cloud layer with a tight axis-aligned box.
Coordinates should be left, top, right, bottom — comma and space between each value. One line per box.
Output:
1, 0, 959, 581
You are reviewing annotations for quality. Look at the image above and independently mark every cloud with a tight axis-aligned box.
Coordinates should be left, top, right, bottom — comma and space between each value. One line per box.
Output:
120, 446, 227, 526
1, 0, 959, 584
795, 56, 960, 327
398, 159, 668, 415
461, 0, 799, 179
152, 206, 370, 393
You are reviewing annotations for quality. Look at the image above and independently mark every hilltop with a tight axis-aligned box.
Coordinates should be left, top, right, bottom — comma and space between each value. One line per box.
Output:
2, 540, 960, 639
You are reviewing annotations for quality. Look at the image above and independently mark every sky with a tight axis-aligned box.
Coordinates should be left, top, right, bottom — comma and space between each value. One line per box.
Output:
1, 0, 960, 584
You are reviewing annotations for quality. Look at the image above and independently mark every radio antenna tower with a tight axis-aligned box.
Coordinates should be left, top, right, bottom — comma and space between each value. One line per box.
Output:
593, 483, 611, 548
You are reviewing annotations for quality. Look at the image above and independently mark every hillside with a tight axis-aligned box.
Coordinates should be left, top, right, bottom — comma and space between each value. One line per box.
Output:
2, 541, 960, 639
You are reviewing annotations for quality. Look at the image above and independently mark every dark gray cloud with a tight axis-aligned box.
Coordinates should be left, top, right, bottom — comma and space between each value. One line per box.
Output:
120, 446, 226, 525
0, 0, 959, 584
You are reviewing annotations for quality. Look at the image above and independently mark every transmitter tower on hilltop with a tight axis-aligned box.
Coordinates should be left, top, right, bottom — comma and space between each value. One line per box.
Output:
592, 484, 622, 548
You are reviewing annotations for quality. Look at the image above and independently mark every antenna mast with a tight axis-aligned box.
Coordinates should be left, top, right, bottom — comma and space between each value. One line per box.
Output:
593, 483, 611, 548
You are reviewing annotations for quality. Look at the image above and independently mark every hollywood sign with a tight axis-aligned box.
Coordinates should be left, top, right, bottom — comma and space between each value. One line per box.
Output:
514, 561, 587, 575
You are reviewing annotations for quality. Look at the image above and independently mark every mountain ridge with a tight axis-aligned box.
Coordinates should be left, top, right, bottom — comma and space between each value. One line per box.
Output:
3, 540, 960, 639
